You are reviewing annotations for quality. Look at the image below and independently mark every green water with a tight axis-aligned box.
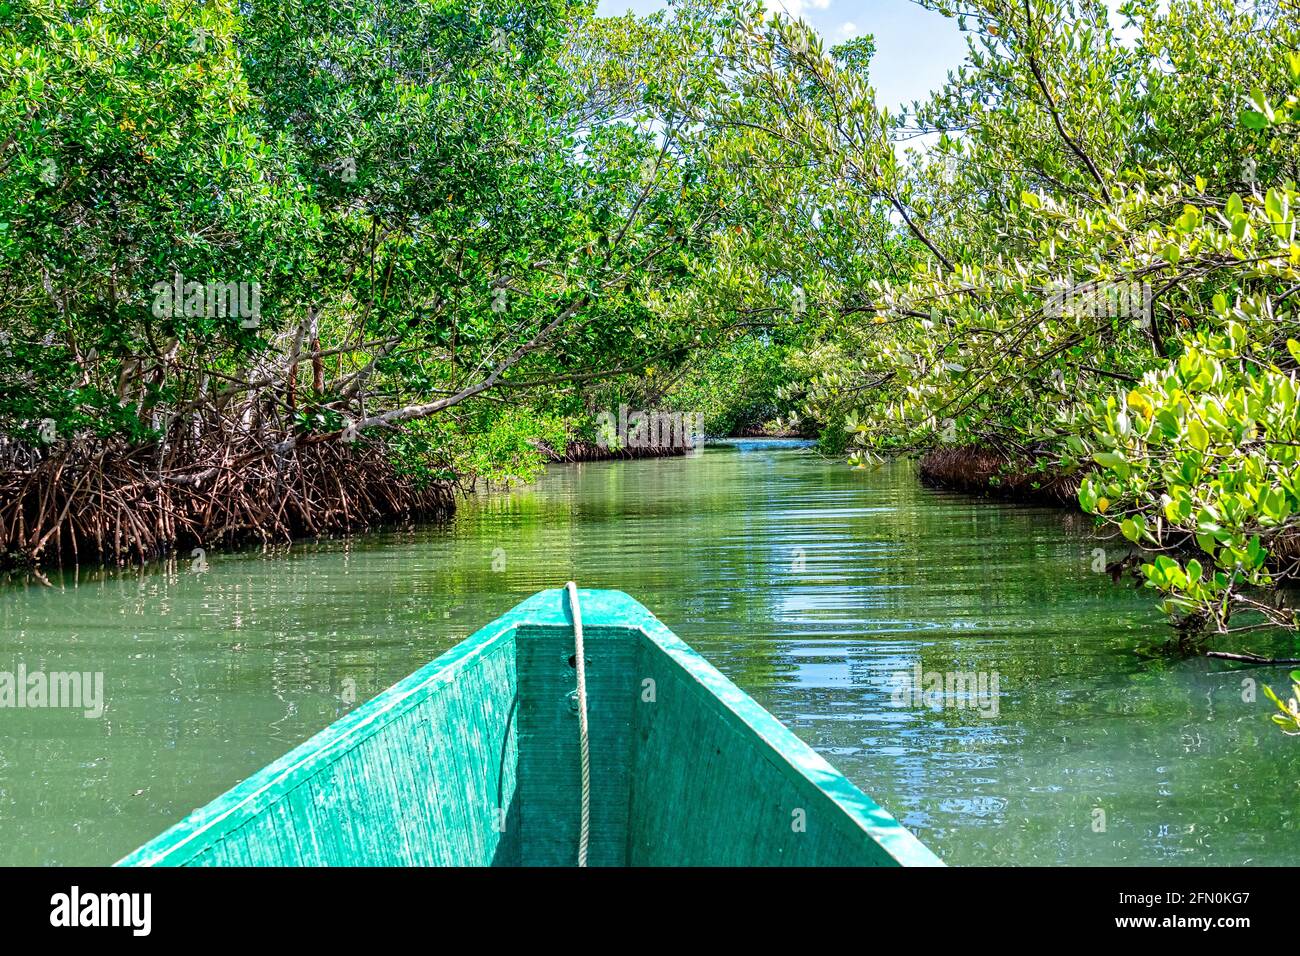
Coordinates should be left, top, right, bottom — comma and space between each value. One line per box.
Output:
1, 439, 1296, 866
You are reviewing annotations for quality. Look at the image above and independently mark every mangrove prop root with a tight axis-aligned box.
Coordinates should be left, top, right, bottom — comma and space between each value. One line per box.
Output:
0, 435, 454, 569
543, 439, 692, 463
918, 444, 1081, 506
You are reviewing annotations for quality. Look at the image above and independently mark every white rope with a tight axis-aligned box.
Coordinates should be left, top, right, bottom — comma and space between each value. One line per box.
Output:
566, 581, 591, 868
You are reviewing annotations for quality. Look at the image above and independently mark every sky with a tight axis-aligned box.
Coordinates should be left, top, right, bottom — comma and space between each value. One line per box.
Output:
592, 0, 972, 114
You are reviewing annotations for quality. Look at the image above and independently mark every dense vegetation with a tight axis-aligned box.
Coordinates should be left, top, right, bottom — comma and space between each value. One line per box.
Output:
0, 0, 777, 562
3, 0, 1299, 653
861, 0, 1300, 646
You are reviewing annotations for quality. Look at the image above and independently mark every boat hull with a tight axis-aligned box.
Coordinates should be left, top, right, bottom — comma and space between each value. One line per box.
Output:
118, 589, 941, 867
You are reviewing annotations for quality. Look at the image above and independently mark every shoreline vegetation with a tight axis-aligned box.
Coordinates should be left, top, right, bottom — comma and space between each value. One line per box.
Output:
0, 435, 713, 571
917, 445, 1082, 507
730, 425, 811, 439
0, 429, 708, 570
0, 438, 457, 570
539, 439, 694, 463
920, 441, 1300, 664
0, 435, 1074, 571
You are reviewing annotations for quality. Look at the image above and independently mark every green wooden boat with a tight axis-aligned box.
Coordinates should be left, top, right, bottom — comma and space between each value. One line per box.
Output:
118, 588, 941, 867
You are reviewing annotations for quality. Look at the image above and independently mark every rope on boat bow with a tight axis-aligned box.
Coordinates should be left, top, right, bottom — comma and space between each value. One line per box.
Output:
566, 582, 591, 868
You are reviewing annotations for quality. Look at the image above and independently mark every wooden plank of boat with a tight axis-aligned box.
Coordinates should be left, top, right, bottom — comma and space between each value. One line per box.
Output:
118, 588, 942, 867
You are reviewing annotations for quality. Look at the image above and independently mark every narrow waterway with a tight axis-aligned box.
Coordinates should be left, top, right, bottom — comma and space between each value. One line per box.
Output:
1, 440, 1296, 865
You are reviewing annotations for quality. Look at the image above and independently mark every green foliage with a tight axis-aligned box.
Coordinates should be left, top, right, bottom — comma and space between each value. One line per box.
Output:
665, 336, 800, 435
0, 0, 770, 485
1263, 670, 1300, 734
458, 407, 572, 487
702, 0, 1300, 641
0, 0, 307, 441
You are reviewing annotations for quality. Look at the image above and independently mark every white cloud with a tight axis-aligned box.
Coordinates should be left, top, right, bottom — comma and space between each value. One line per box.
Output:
770, 0, 831, 22
837, 21, 860, 39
